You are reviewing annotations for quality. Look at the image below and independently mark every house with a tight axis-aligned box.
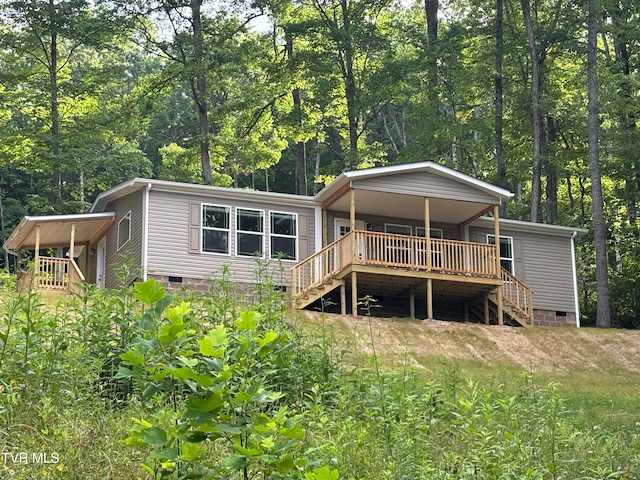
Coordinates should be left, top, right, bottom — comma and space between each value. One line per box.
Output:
3, 162, 586, 327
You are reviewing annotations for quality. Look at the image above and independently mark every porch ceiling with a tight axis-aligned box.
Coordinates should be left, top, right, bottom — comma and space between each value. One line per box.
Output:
4, 212, 115, 251
327, 189, 494, 224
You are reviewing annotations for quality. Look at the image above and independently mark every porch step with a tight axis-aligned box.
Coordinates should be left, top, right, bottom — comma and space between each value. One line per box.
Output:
487, 291, 532, 327
294, 277, 345, 309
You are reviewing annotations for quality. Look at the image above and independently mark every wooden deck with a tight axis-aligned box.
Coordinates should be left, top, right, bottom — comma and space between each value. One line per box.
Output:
291, 231, 533, 326
17, 257, 86, 295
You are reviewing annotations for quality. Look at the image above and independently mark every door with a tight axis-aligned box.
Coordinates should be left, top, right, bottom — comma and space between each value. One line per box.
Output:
334, 218, 366, 261
96, 237, 106, 288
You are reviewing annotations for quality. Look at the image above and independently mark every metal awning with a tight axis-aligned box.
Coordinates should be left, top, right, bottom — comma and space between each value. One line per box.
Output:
3, 212, 115, 251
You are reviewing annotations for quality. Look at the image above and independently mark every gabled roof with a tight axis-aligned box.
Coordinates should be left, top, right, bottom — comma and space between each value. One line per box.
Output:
91, 178, 317, 213
3, 212, 115, 251
315, 161, 513, 204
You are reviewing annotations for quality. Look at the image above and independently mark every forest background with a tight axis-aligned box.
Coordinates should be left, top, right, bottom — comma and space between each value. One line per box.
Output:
0, 0, 637, 328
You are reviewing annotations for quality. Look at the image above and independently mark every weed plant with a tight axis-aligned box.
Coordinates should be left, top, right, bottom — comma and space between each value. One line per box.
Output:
0, 267, 638, 479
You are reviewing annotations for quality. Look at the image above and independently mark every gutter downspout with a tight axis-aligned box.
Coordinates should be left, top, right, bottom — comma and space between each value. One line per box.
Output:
142, 183, 151, 281
571, 231, 581, 328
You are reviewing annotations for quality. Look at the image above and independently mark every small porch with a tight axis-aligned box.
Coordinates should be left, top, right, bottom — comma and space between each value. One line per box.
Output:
4, 213, 115, 294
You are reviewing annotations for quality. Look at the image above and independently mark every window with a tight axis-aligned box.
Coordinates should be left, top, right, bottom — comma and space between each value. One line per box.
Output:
385, 224, 412, 235
202, 204, 230, 254
237, 208, 264, 257
270, 212, 297, 260
487, 234, 514, 273
117, 211, 131, 250
416, 227, 444, 239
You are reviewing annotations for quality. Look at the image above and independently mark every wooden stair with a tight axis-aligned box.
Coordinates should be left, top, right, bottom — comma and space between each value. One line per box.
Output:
293, 277, 345, 310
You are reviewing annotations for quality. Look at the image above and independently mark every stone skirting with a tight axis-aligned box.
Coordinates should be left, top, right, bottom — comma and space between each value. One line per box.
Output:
533, 309, 577, 327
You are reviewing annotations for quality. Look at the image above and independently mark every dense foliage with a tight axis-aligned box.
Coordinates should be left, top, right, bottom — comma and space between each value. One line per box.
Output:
1, 277, 639, 478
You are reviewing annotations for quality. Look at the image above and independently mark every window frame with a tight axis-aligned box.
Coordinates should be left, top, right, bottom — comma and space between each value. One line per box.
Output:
270, 211, 298, 261
236, 207, 265, 258
415, 227, 444, 239
487, 234, 515, 274
117, 211, 131, 251
201, 203, 231, 256
384, 223, 412, 236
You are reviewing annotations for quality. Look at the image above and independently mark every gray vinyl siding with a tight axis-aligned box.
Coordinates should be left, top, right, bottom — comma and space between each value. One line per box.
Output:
103, 190, 145, 288
325, 210, 459, 242
352, 171, 499, 204
469, 226, 576, 313
146, 190, 315, 286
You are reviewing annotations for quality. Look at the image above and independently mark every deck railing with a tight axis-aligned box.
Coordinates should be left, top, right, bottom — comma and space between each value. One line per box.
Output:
500, 268, 534, 325
17, 257, 86, 294
291, 231, 499, 296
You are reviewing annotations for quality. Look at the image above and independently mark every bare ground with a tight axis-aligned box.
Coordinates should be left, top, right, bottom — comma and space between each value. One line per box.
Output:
294, 311, 640, 375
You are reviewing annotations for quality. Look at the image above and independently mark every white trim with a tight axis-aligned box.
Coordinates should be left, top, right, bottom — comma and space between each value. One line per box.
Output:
487, 234, 514, 274
571, 231, 581, 327
471, 216, 587, 237
96, 237, 106, 288
269, 210, 298, 261
334, 218, 365, 241
236, 207, 265, 258
314, 206, 322, 253
117, 211, 132, 251
201, 203, 232, 256
142, 183, 151, 281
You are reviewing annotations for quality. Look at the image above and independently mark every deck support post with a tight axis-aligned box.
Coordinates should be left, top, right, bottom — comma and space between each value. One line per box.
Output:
351, 271, 358, 316
409, 288, 415, 319
69, 223, 76, 260
34, 224, 41, 289
493, 206, 504, 325
424, 198, 431, 270
426, 278, 433, 319
340, 283, 346, 315
483, 292, 490, 325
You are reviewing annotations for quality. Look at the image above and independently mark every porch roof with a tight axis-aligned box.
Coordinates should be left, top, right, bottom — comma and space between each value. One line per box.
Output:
3, 212, 116, 251
315, 162, 514, 224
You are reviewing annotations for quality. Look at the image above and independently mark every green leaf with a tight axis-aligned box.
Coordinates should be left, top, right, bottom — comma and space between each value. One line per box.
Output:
185, 393, 224, 413
258, 331, 278, 346
305, 466, 340, 480
134, 278, 166, 306
234, 311, 260, 330
119, 349, 144, 365
143, 426, 168, 447
223, 453, 248, 469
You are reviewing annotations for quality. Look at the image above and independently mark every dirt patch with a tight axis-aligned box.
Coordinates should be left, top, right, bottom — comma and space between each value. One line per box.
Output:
297, 311, 640, 374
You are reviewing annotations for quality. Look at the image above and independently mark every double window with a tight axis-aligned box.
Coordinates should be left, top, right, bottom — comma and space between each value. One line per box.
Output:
487, 234, 514, 273
201, 204, 296, 260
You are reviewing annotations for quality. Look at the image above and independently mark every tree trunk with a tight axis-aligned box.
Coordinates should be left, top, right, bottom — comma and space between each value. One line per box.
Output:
49, 0, 62, 203
340, 0, 359, 168
424, 0, 438, 115
587, 0, 611, 328
190, 0, 213, 185
285, 33, 308, 195
495, 0, 507, 215
520, 0, 543, 223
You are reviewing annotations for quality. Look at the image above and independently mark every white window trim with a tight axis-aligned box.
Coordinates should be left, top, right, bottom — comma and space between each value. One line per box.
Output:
416, 227, 444, 239
117, 211, 132, 251
487, 234, 515, 274
236, 208, 265, 258
201, 203, 231, 256
384, 223, 412, 235
270, 211, 298, 261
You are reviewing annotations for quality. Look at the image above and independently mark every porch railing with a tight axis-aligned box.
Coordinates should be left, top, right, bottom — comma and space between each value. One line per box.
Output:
17, 257, 85, 294
500, 267, 534, 325
291, 231, 499, 296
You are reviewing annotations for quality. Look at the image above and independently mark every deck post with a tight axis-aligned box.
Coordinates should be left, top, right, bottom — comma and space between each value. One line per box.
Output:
493, 206, 504, 325
340, 283, 346, 315
426, 278, 433, 319
483, 292, 490, 324
69, 223, 76, 260
351, 271, 358, 316
34, 224, 41, 289
350, 189, 356, 262
424, 198, 431, 270
409, 287, 415, 319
